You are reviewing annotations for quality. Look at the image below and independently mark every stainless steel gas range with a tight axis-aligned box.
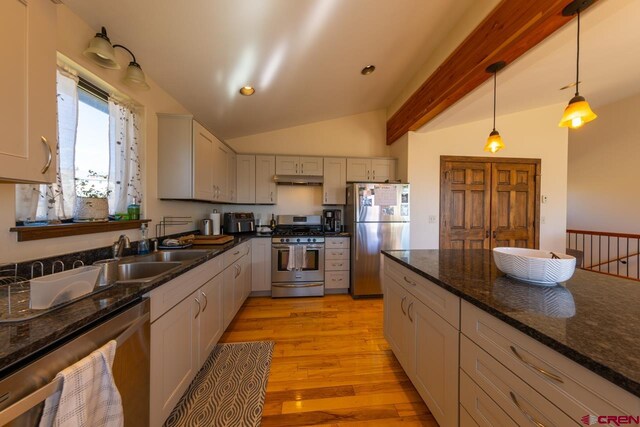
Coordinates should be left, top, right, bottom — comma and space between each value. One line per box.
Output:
271, 215, 325, 298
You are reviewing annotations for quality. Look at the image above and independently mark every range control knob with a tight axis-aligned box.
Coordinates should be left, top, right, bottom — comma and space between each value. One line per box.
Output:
296, 238, 301, 243
312, 238, 316, 242
284, 238, 289, 243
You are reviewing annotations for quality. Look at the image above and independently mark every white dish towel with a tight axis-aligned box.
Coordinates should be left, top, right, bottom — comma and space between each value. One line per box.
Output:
286, 245, 296, 271
39, 340, 123, 427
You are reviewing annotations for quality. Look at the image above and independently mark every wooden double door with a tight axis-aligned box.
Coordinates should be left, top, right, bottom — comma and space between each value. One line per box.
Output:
439, 156, 540, 250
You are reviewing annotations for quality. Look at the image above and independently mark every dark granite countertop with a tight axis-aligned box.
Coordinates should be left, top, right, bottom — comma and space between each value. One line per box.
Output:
382, 249, 640, 398
0, 234, 256, 378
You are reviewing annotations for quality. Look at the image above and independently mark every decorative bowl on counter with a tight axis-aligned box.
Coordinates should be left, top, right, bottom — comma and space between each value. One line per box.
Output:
492, 247, 576, 285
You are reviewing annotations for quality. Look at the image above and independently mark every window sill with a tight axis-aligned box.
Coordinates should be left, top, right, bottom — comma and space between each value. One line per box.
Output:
10, 219, 151, 242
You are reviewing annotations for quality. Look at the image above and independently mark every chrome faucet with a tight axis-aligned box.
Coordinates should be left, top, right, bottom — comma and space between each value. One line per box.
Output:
113, 234, 131, 258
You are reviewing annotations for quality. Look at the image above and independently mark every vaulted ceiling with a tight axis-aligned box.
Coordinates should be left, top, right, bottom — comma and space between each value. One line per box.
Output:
63, 0, 476, 139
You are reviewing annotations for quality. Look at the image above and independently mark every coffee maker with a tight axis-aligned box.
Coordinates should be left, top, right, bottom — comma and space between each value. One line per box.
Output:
323, 209, 342, 233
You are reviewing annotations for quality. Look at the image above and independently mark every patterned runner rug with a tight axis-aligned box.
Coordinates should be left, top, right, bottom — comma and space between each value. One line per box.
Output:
164, 341, 275, 427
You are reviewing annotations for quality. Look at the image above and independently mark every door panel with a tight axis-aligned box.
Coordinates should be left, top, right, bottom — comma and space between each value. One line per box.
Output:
491, 163, 536, 249
440, 161, 491, 249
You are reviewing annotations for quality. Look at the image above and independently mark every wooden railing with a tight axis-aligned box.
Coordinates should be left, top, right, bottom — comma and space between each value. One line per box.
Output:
566, 229, 640, 281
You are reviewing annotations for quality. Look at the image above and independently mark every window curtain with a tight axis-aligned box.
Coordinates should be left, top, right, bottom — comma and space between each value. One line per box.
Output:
108, 100, 142, 215
15, 69, 78, 222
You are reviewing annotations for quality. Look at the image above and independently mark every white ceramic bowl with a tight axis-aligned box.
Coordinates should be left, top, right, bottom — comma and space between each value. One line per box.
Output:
492, 247, 576, 285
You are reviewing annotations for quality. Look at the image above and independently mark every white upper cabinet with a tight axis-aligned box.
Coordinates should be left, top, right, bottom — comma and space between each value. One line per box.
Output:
0, 0, 57, 183
346, 158, 396, 182
192, 121, 215, 201
255, 155, 277, 204
227, 151, 237, 203
213, 139, 229, 202
323, 158, 346, 205
275, 156, 323, 176
236, 155, 256, 204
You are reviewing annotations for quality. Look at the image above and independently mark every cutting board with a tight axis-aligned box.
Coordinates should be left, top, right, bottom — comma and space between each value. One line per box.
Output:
191, 235, 235, 245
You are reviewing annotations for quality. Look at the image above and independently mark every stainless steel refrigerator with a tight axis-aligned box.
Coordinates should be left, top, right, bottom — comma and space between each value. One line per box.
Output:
345, 183, 410, 297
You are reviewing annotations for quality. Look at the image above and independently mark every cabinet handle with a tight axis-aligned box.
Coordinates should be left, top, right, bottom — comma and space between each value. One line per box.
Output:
510, 346, 563, 383
201, 291, 208, 312
509, 392, 547, 427
40, 137, 52, 174
296, 164, 298, 174
367, 170, 370, 180
325, 192, 328, 203
270, 191, 273, 202
235, 264, 241, 278
194, 298, 201, 319
373, 170, 376, 180
493, 230, 496, 238
485, 230, 490, 239
233, 250, 240, 255
400, 296, 406, 315
407, 302, 414, 322
403, 276, 416, 287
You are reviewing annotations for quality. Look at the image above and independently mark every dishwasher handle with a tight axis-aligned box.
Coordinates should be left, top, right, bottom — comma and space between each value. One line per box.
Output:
0, 310, 149, 425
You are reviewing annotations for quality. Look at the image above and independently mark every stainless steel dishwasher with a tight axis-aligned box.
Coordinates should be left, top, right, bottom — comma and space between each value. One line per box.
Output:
0, 299, 150, 426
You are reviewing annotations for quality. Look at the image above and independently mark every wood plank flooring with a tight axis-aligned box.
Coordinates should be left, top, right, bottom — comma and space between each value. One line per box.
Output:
219, 295, 438, 426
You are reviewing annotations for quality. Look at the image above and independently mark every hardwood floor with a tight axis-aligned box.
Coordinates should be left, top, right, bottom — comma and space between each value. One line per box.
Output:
219, 295, 438, 426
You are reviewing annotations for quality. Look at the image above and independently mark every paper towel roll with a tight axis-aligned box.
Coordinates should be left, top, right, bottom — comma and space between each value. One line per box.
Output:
209, 212, 221, 235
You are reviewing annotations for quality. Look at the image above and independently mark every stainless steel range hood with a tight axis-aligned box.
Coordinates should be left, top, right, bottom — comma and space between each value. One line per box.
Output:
273, 175, 324, 186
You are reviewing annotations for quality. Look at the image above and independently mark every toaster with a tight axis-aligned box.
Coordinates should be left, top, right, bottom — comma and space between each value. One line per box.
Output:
223, 212, 255, 234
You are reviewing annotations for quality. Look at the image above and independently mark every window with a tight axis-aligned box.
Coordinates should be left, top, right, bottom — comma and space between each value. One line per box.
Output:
15, 69, 143, 225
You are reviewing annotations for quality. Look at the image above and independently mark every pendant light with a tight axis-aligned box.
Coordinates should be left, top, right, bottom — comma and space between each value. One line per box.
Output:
559, 0, 597, 128
484, 61, 506, 154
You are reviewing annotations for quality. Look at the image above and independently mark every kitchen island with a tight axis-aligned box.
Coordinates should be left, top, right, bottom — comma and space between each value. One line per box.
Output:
382, 249, 640, 426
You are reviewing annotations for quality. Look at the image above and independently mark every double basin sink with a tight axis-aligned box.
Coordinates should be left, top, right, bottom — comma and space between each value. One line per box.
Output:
114, 249, 210, 282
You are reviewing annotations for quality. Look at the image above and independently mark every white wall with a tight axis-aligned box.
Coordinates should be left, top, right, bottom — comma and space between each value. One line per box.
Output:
406, 103, 568, 252
567, 92, 640, 234
227, 110, 389, 157
0, 6, 220, 263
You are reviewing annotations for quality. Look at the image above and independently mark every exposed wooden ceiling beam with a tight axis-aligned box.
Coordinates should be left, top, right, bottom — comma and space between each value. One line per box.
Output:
386, 0, 599, 145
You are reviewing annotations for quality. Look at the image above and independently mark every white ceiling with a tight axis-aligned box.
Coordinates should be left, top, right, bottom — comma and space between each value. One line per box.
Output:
62, 0, 475, 139
420, 0, 640, 133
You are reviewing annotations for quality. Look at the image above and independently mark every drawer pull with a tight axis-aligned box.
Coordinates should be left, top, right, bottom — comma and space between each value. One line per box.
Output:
403, 276, 416, 286
40, 137, 52, 174
233, 250, 240, 255
407, 302, 414, 322
509, 392, 547, 427
201, 291, 208, 311
510, 346, 564, 383
194, 298, 201, 319
400, 296, 406, 315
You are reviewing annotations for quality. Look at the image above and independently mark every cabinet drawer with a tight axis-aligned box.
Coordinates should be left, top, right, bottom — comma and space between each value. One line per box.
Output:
325, 271, 349, 289
385, 259, 459, 329
461, 300, 640, 419
325, 259, 349, 271
223, 242, 246, 268
325, 237, 350, 249
325, 248, 349, 260
461, 335, 578, 426
460, 371, 516, 427
150, 256, 223, 322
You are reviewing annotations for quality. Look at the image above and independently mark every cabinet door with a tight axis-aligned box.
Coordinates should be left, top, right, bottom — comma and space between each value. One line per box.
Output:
251, 238, 272, 292
383, 275, 409, 369
213, 140, 229, 201
242, 246, 252, 300
0, 0, 57, 183
371, 159, 396, 182
255, 155, 276, 204
150, 295, 199, 427
223, 266, 235, 329
299, 157, 323, 176
198, 274, 223, 366
275, 155, 299, 175
323, 158, 346, 204
409, 298, 459, 427
192, 122, 215, 201
346, 158, 371, 182
233, 262, 244, 313
236, 154, 256, 203
227, 151, 237, 203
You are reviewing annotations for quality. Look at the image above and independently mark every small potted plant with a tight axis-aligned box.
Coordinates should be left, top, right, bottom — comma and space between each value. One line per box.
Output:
74, 171, 111, 222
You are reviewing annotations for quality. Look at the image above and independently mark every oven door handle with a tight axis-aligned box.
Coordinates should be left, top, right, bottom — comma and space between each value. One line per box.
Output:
272, 244, 324, 250
272, 283, 323, 288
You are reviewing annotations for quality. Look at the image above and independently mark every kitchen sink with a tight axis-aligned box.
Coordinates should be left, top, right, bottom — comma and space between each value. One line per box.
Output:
137, 250, 209, 263
117, 262, 183, 283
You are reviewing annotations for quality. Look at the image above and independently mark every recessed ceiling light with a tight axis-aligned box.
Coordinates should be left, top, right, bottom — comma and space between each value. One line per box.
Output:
239, 86, 255, 96
361, 65, 376, 75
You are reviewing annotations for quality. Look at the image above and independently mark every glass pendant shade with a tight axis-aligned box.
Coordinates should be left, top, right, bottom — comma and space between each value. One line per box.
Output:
83, 29, 120, 70
558, 95, 597, 128
123, 62, 151, 90
484, 130, 505, 153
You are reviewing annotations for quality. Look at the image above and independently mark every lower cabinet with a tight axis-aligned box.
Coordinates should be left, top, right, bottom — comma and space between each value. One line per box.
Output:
383, 264, 459, 427
150, 242, 252, 427
251, 238, 272, 294
325, 237, 350, 293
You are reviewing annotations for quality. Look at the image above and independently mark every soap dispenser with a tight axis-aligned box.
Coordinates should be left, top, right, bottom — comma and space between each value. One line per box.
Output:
138, 223, 150, 255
